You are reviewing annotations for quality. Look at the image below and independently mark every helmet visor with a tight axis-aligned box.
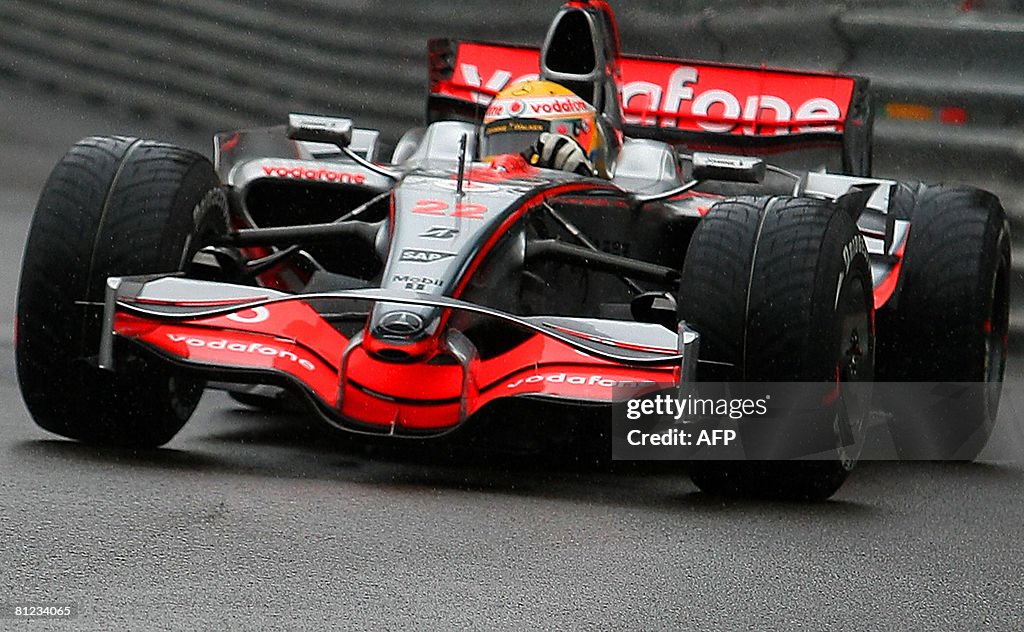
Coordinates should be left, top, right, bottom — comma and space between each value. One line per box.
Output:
481, 119, 548, 157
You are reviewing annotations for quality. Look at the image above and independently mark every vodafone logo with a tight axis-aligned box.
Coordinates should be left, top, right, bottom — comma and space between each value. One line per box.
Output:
166, 333, 316, 372
619, 66, 842, 135
485, 96, 586, 122
485, 102, 504, 118
261, 164, 366, 184
226, 306, 270, 324
505, 373, 632, 389
458, 59, 850, 137
526, 97, 590, 116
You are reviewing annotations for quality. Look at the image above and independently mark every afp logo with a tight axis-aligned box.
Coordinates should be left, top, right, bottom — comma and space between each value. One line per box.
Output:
400, 249, 455, 263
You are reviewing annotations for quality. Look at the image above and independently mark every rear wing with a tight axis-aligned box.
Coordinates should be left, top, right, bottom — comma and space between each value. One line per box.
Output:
428, 40, 873, 176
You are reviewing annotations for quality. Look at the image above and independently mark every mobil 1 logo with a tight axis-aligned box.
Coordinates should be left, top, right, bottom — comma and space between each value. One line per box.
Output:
392, 275, 443, 292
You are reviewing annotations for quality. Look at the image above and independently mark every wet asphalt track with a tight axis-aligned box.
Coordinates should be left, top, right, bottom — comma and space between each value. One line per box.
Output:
2, 85, 1024, 631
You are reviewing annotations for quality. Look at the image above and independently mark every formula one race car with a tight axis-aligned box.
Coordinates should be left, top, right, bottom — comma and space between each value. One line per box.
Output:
16, 1, 1009, 500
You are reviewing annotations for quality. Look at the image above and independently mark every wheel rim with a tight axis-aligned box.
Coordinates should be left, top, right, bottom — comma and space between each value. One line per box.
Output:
983, 257, 1010, 414
834, 272, 873, 470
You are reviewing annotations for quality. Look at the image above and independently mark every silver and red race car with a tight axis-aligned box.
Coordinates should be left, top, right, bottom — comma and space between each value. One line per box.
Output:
16, 1, 1009, 499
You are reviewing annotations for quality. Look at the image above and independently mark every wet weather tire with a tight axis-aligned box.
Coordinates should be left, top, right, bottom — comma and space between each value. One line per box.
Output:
16, 136, 219, 448
876, 183, 1010, 460
678, 196, 875, 500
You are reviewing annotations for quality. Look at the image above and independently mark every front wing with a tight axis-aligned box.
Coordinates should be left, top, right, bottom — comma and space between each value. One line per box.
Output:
102, 276, 696, 435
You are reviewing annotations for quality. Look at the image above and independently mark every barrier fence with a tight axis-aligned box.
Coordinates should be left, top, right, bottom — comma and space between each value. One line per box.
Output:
2, 1, 1023, 158
2, 0, 1022, 319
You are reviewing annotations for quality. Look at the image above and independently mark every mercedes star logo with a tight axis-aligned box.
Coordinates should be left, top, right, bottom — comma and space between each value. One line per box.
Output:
377, 311, 425, 337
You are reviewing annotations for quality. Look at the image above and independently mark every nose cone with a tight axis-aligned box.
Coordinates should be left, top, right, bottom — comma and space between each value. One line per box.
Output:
363, 303, 442, 361
376, 310, 426, 337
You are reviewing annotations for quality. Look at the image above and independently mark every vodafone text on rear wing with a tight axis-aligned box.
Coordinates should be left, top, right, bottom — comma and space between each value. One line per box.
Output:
428, 40, 873, 176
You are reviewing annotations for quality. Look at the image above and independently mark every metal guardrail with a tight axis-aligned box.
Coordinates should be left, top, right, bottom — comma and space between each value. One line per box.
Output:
2, 0, 1023, 326
2, 3, 1023, 192
4, 1, 1024, 151
0, 0, 562, 135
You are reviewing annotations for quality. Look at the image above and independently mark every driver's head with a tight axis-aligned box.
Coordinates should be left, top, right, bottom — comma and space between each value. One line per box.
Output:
481, 80, 603, 166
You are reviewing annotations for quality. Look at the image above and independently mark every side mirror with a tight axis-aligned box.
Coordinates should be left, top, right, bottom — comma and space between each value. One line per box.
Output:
691, 152, 766, 184
287, 113, 353, 148
630, 291, 678, 330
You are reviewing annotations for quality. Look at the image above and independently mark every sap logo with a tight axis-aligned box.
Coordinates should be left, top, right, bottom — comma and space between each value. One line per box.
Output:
399, 249, 455, 263
419, 226, 460, 240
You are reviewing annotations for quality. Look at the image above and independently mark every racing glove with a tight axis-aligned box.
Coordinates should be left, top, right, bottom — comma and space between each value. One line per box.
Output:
526, 132, 595, 176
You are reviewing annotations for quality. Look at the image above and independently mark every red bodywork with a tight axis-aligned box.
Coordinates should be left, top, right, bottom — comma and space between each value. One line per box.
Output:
113, 292, 680, 433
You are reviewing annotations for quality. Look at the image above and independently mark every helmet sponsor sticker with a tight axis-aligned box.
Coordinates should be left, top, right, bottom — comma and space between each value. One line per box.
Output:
484, 120, 545, 137
485, 97, 591, 122
525, 96, 592, 116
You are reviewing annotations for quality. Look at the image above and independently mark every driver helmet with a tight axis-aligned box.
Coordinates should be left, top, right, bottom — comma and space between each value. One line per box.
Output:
481, 80, 605, 173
